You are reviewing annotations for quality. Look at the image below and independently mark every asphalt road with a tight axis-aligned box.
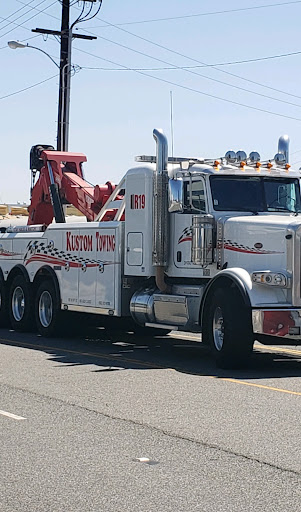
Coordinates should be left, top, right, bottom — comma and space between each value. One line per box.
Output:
0, 324, 301, 511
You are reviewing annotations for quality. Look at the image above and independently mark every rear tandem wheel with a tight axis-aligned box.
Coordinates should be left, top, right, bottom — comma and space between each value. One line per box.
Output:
34, 280, 61, 337
9, 275, 33, 332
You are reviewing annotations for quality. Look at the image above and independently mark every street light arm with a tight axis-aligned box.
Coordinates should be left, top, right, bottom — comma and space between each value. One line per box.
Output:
7, 40, 60, 69
26, 45, 60, 69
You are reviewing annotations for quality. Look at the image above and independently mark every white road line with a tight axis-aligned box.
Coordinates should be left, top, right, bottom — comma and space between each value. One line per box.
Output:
0, 409, 26, 420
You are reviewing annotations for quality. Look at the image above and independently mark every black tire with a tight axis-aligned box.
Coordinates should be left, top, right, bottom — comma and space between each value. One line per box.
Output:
0, 277, 9, 327
202, 287, 254, 369
34, 280, 61, 337
9, 275, 33, 332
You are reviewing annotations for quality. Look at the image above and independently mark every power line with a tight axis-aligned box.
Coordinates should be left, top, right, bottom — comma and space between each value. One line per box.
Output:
0, 0, 49, 33
15, 0, 61, 22
32, 0, 301, 103
21, 2, 301, 70
87, 16, 301, 102
0, 0, 37, 28
30, 2, 301, 72
87, 1, 301, 27
0, 74, 57, 101
28, 2, 301, 104
83, 50, 301, 70
196, 50, 301, 68
76, 47, 301, 122
86, 49, 301, 70
6, 1, 300, 107
4, 2, 300, 121
0, 1, 57, 40
11, 1, 299, 115
76, 32, 301, 109
71, 0, 102, 27
57, 0, 79, 6
6, 32, 297, 119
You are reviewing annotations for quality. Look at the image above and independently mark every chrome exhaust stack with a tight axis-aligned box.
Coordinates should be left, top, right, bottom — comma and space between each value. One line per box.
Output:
278, 135, 290, 163
152, 129, 170, 293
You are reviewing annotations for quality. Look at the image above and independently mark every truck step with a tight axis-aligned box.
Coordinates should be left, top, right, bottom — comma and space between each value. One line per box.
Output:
145, 322, 178, 330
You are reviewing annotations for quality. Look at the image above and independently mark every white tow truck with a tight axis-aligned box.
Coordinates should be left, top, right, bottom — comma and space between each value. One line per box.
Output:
0, 129, 300, 368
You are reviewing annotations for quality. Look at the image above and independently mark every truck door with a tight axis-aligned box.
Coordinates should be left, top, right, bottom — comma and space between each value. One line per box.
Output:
173, 178, 207, 268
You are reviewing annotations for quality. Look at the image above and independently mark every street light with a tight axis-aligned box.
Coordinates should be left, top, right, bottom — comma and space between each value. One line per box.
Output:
8, 40, 69, 151
8, 40, 27, 49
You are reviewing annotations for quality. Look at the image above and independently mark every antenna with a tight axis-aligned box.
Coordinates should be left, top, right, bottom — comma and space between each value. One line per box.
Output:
170, 90, 174, 157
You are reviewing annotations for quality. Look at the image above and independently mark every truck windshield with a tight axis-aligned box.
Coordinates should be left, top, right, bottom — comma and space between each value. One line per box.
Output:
210, 176, 301, 213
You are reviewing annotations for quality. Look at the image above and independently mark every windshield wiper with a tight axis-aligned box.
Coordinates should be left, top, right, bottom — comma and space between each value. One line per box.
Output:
233, 207, 259, 215
269, 206, 299, 215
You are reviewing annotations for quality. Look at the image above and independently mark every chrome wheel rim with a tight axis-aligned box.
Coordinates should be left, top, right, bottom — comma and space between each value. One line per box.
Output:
12, 286, 25, 322
39, 290, 53, 328
213, 306, 224, 351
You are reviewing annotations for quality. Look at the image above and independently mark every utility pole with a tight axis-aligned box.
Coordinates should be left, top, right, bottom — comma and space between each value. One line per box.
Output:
32, 1, 97, 151
57, 0, 71, 152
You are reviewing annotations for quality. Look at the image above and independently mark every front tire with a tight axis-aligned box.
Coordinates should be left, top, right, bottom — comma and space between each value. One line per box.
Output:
34, 280, 61, 337
203, 287, 254, 369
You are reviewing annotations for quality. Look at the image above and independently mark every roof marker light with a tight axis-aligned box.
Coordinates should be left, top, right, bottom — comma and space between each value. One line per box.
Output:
214, 160, 220, 171
267, 162, 273, 169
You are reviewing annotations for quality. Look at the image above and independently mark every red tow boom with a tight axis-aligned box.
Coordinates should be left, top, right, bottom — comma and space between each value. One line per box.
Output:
28, 150, 118, 226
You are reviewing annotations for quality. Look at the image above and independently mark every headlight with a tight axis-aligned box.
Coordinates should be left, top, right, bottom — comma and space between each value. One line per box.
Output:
252, 272, 289, 287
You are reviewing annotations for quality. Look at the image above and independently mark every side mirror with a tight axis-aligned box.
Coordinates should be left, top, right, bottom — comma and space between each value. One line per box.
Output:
168, 179, 184, 213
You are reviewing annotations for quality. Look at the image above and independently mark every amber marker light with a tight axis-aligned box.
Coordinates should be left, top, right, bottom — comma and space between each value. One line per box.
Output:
214, 160, 220, 170
255, 162, 261, 171
240, 161, 246, 169
285, 164, 291, 171
267, 162, 273, 169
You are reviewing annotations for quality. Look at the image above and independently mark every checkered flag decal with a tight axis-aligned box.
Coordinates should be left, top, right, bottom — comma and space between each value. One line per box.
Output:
24, 240, 47, 262
178, 226, 192, 244
24, 240, 108, 267
223, 239, 282, 254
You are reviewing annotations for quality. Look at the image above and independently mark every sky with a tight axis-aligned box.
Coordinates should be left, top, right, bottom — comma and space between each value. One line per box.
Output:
1, 0, 301, 203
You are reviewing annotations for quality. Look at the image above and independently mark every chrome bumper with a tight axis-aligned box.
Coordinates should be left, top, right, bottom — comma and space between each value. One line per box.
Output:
252, 309, 301, 340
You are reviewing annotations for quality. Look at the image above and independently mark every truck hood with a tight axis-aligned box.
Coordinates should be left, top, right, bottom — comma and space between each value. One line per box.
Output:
222, 214, 300, 271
